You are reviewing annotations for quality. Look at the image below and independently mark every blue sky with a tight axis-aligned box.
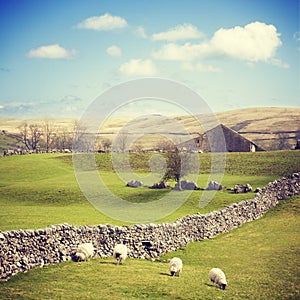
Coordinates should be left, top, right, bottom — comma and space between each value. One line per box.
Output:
0, 0, 299, 118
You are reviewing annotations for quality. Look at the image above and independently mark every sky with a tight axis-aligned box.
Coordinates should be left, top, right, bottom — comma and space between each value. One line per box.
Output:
0, 0, 299, 118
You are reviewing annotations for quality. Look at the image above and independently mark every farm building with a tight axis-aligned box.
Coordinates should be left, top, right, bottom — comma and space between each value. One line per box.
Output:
178, 124, 264, 152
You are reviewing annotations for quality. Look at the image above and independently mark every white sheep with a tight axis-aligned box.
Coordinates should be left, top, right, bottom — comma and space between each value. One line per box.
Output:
169, 257, 183, 276
113, 243, 128, 265
75, 242, 94, 262
209, 268, 227, 290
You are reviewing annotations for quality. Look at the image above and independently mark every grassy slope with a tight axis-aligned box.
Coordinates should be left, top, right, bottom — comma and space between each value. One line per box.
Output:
0, 196, 298, 299
1, 151, 299, 230
0, 151, 299, 299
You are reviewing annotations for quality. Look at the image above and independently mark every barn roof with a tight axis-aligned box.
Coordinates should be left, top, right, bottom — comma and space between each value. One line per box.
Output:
177, 124, 265, 152
208, 124, 264, 150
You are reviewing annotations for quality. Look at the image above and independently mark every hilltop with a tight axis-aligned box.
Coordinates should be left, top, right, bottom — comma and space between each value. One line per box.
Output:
0, 107, 299, 151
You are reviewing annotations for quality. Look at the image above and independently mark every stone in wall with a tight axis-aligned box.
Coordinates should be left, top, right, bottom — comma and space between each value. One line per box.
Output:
0, 173, 299, 282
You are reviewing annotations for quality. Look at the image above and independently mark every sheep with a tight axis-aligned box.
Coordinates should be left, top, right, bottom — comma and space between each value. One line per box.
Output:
113, 243, 128, 265
75, 242, 94, 262
169, 257, 183, 276
209, 268, 227, 290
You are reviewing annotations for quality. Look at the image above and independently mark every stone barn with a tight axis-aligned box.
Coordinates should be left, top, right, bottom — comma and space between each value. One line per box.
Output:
178, 124, 264, 152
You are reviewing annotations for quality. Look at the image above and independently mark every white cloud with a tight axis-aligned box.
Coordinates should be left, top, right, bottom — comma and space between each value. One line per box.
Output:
106, 45, 122, 57
134, 26, 147, 38
182, 62, 222, 72
152, 22, 284, 66
152, 23, 203, 42
27, 44, 77, 59
77, 13, 127, 31
152, 42, 211, 61
118, 59, 158, 76
210, 21, 282, 62
0, 105, 4, 109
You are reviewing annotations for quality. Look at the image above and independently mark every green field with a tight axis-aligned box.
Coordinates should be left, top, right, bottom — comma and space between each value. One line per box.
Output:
0, 197, 299, 299
0, 151, 300, 231
1, 151, 299, 230
0, 151, 299, 299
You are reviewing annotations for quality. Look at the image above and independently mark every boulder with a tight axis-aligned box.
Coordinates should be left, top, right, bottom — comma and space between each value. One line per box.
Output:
126, 180, 143, 188
174, 180, 198, 191
206, 181, 223, 190
150, 182, 170, 189
234, 183, 252, 194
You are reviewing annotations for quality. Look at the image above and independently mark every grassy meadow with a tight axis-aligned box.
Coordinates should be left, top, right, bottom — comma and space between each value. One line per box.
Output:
1, 151, 299, 230
0, 150, 299, 299
0, 196, 299, 299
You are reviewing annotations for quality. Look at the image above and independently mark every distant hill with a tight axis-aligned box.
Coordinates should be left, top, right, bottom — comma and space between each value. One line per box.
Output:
188, 107, 300, 150
0, 107, 299, 151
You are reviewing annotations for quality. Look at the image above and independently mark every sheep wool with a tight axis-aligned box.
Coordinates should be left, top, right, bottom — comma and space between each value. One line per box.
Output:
113, 244, 128, 264
75, 243, 94, 262
169, 257, 183, 276
209, 268, 227, 290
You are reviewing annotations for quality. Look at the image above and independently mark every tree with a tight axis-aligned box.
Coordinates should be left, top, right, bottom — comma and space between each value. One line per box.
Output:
18, 122, 31, 150
51, 127, 73, 152
163, 145, 196, 191
114, 131, 129, 153
41, 119, 55, 153
97, 137, 112, 152
29, 124, 42, 151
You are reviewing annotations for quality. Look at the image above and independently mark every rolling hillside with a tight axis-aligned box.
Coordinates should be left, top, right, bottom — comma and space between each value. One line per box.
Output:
0, 107, 299, 151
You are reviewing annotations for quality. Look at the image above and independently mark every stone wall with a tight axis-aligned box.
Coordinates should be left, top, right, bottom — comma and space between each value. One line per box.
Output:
0, 173, 299, 282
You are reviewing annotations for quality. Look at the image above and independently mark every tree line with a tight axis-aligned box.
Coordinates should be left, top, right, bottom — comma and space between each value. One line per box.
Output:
17, 120, 76, 152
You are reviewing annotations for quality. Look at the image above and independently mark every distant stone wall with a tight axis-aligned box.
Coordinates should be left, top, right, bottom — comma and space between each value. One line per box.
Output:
0, 173, 299, 282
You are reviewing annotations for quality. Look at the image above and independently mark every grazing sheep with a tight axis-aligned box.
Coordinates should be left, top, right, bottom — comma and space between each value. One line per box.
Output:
75, 243, 94, 262
209, 268, 227, 290
169, 257, 183, 276
113, 243, 128, 265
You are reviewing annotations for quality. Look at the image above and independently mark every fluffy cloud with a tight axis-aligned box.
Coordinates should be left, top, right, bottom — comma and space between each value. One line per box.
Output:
152, 22, 284, 66
106, 45, 122, 57
210, 21, 282, 62
152, 24, 203, 41
27, 44, 77, 59
77, 13, 127, 31
118, 59, 158, 76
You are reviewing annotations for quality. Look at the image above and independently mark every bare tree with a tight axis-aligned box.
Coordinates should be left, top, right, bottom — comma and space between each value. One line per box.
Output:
96, 137, 112, 152
114, 131, 129, 153
51, 127, 73, 152
73, 121, 95, 152
41, 119, 55, 152
18, 122, 31, 150
102, 138, 112, 152
29, 124, 42, 151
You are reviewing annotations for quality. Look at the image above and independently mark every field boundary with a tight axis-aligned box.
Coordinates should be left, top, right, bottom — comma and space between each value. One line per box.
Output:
0, 173, 299, 282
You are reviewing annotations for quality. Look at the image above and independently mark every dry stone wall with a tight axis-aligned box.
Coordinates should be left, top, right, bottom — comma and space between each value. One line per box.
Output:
0, 173, 299, 282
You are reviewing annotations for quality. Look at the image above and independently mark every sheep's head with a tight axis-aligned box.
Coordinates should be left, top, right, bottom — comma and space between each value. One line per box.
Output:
220, 283, 226, 290
75, 253, 85, 262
